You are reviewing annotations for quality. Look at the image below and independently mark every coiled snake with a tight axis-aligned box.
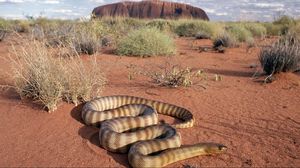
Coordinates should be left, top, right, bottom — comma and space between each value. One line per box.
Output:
82, 95, 227, 167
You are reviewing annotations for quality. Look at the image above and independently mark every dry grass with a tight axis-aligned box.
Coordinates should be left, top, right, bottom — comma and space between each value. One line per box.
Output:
128, 62, 207, 88
9, 40, 105, 112
0, 29, 8, 42
148, 64, 194, 87
259, 33, 300, 76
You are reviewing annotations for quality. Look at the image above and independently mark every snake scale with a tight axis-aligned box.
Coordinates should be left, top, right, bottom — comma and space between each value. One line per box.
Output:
82, 95, 227, 167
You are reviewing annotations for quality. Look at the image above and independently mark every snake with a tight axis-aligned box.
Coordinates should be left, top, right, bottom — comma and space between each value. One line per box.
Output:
82, 95, 227, 167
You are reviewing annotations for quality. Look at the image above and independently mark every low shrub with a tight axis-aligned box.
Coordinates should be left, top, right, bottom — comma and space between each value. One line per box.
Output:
0, 18, 11, 30
10, 40, 105, 112
13, 20, 31, 33
287, 24, 300, 41
225, 24, 253, 42
0, 18, 11, 41
174, 20, 219, 38
243, 23, 267, 38
150, 65, 194, 87
30, 22, 100, 55
195, 31, 211, 39
61, 56, 105, 106
146, 19, 174, 32
213, 32, 237, 48
0, 29, 8, 42
116, 27, 176, 57
273, 15, 296, 35
262, 23, 282, 36
71, 31, 99, 55
259, 34, 300, 75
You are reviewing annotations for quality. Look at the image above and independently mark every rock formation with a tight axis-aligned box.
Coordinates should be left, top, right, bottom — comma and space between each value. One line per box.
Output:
92, 0, 209, 20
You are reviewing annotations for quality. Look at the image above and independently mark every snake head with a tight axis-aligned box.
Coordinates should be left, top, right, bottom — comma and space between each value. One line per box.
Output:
194, 143, 227, 155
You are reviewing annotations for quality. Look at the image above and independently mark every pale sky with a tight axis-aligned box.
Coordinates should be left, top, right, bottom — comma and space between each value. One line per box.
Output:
0, 0, 299, 21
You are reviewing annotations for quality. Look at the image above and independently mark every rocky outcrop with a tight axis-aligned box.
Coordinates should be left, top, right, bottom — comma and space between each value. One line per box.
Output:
92, 0, 209, 20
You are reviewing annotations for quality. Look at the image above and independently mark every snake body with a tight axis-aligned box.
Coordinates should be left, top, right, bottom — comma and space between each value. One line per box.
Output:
82, 95, 226, 167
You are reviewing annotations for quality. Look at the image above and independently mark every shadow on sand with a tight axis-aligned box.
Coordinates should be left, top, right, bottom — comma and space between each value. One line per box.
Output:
206, 68, 256, 78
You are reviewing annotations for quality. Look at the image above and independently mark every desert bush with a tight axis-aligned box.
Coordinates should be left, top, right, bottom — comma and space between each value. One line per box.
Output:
0, 18, 11, 30
71, 30, 99, 55
12, 20, 31, 33
0, 29, 8, 42
287, 24, 300, 41
0, 18, 11, 41
195, 31, 211, 39
30, 21, 100, 55
243, 23, 267, 38
10, 40, 105, 112
149, 65, 194, 87
10, 41, 64, 111
213, 32, 237, 48
225, 24, 253, 42
174, 20, 220, 38
61, 56, 105, 106
116, 27, 176, 57
273, 15, 297, 35
146, 19, 174, 32
259, 34, 300, 75
262, 23, 282, 36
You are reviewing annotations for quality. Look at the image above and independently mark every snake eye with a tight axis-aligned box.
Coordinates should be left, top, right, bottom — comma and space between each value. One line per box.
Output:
218, 145, 227, 151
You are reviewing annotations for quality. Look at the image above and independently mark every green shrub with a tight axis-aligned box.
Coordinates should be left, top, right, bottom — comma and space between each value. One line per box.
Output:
174, 20, 218, 38
12, 20, 31, 33
146, 19, 174, 32
259, 34, 300, 75
195, 31, 211, 39
116, 28, 176, 57
0, 18, 11, 30
72, 31, 99, 55
273, 15, 297, 35
213, 32, 237, 48
243, 23, 267, 38
262, 23, 282, 36
0, 30, 8, 42
226, 24, 253, 42
287, 24, 300, 41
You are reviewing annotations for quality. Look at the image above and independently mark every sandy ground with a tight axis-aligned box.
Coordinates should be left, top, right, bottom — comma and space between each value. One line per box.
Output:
0, 37, 299, 167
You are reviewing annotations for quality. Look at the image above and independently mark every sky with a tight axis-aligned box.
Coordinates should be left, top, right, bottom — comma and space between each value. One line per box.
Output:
0, 0, 299, 21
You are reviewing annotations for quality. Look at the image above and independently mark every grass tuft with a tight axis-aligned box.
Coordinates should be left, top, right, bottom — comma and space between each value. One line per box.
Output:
213, 32, 237, 48
10, 40, 105, 112
116, 27, 176, 57
259, 33, 300, 75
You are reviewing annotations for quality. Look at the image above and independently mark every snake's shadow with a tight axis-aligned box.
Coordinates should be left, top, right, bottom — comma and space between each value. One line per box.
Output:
71, 105, 130, 167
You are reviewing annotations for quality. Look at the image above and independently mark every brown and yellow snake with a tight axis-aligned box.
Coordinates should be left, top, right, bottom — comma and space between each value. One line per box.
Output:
82, 95, 227, 167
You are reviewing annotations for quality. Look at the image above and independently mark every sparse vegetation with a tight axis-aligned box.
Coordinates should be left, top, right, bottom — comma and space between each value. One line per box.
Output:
0, 18, 11, 41
127, 62, 208, 88
225, 24, 253, 43
116, 27, 176, 57
259, 33, 300, 76
2, 16, 300, 111
213, 32, 237, 48
243, 23, 267, 38
149, 65, 194, 87
146, 19, 174, 32
174, 20, 221, 38
9, 40, 105, 112
273, 15, 297, 35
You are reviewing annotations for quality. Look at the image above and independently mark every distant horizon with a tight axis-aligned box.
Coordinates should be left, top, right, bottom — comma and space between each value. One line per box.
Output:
0, 0, 299, 21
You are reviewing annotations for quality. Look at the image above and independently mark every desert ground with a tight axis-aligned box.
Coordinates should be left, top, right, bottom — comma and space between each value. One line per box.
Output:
0, 37, 299, 167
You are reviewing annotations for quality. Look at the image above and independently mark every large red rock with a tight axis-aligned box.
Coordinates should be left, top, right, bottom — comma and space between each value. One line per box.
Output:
92, 0, 209, 20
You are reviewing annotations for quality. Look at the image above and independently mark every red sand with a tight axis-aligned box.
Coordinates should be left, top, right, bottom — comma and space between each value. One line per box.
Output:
0, 38, 299, 167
